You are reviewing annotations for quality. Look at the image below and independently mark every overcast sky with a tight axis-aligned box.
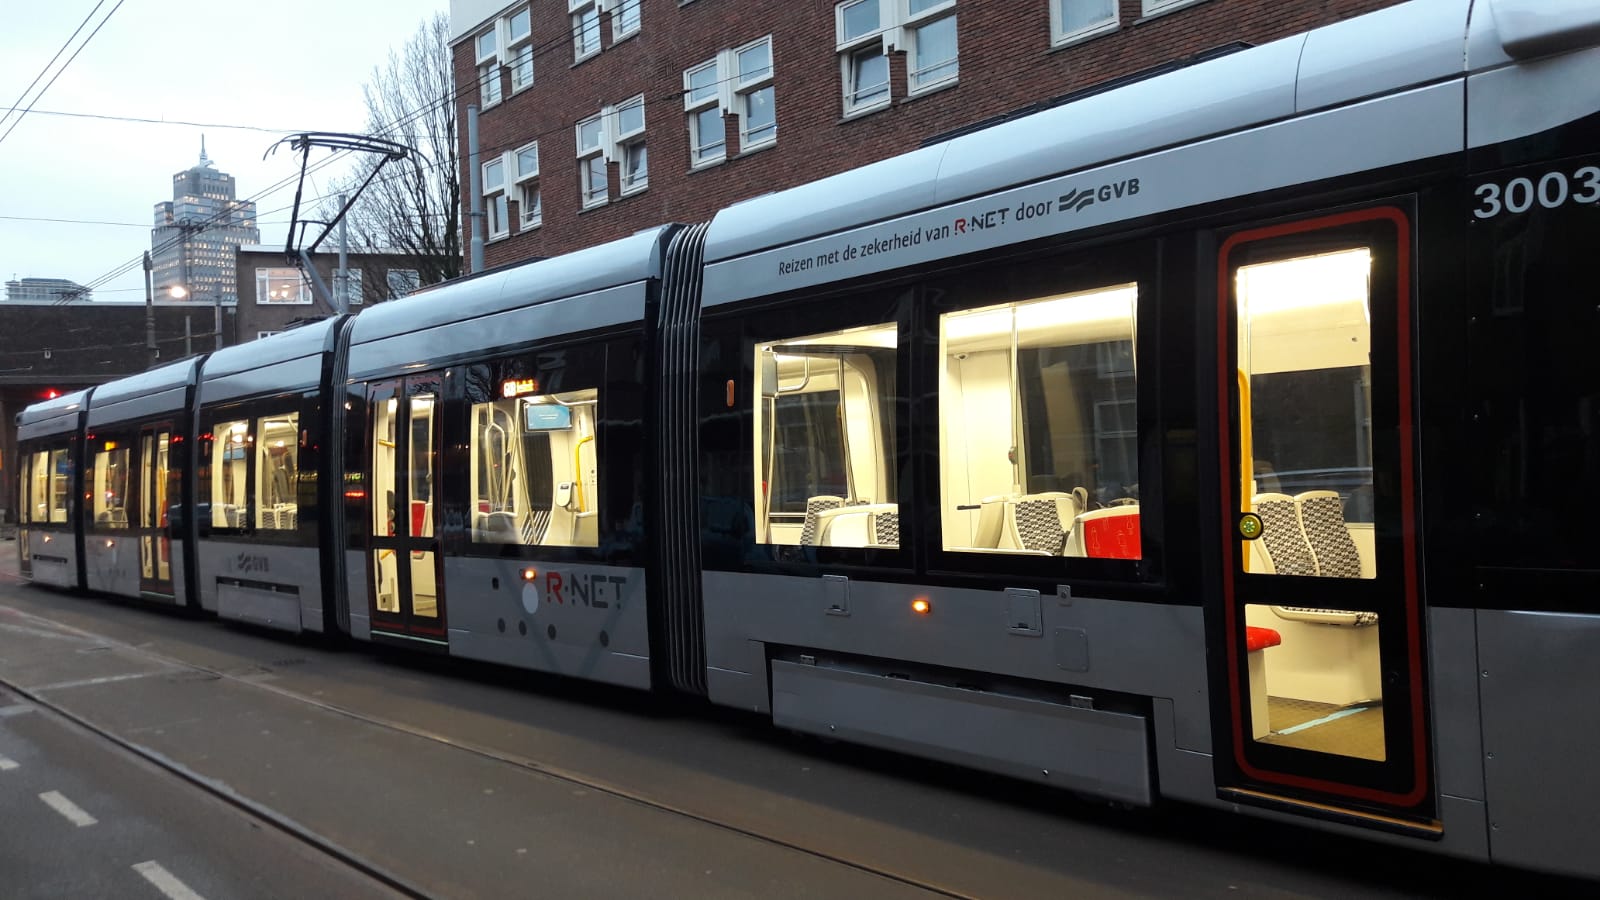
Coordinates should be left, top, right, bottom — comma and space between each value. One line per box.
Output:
0, 0, 446, 302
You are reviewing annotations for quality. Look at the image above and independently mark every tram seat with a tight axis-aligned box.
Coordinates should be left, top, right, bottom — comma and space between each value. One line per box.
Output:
799, 496, 844, 546
1001, 493, 1080, 555
1246, 625, 1282, 739
970, 495, 1010, 549
814, 503, 899, 548
1250, 493, 1317, 576
476, 511, 520, 543
1066, 506, 1141, 559
1295, 490, 1362, 578
1251, 491, 1368, 580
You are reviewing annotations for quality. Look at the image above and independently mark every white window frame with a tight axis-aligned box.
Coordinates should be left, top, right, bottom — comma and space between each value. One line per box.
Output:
255, 267, 312, 305
1141, 0, 1207, 17
836, 0, 891, 115
483, 156, 509, 240
576, 113, 608, 209
571, 0, 602, 62
513, 141, 541, 229
733, 37, 776, 151
610, 0, 641, 41
386, 269, 420, 299
476, 26, 502, 107
507, 6, 534, 93
683, 58, 725, 167
904, 0, 958, 95
1051, 0, 1118, 46
684, 35, 776, 166
609, 95, 648, 195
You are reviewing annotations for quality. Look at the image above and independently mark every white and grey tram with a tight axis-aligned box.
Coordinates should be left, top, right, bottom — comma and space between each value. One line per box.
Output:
14, 0, 1600, 879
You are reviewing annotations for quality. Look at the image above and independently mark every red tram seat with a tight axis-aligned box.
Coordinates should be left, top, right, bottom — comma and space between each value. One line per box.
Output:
1078, 507, 1140, 559
1246, 625, 1282, 653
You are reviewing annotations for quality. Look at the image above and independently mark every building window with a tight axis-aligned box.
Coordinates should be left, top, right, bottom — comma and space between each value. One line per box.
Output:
514, 141, 541, 229
346, 267, 364, 305
684, 60, 725, 166
256, 267, 311, 304
611, 0, 641, 40
507, 6, 534, 92
734, 37, 776, 150
684, 35, 775, 166
571, 0, 601, 61
576, 113, 607, 208
483, 156, 509, 239
476, 27, 501, 107
836, 0, 957, 115
612, 96, 647, 194
1141, 0, 1205, 16
1052, 0, 1117, 45
387, 269, 420, 299
257, 331, 281, 340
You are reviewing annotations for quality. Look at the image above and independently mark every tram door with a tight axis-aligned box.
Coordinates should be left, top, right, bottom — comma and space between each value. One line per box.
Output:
367, 376, 447, 645
138, 425, 173, 598
1215, 208, 1432, 821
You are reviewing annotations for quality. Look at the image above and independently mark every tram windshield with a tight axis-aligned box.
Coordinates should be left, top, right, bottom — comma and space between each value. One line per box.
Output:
753, 322, 899, 548
468, 386, 600, 548
940, 283, 1141, 559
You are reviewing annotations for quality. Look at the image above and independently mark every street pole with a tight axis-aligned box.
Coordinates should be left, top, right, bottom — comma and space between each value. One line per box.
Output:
468, 103, 484, 274
214, 289, 222, 350
143, 251, 158, 369
337, 192, 349, 314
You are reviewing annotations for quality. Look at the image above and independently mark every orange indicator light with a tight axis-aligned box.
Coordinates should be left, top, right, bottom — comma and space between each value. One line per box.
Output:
911, 598, 931, 615
522, 568, 538, 582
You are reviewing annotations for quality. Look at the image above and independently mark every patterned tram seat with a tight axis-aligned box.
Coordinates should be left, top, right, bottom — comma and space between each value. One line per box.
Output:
1251, 492, 1318, 576
814, 503, 899, 548
799, 496, 844, 546
1001, 492, 1080, 555
1296, 490, 1362, 578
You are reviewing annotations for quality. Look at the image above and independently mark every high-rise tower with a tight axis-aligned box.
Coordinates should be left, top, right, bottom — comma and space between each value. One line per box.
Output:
150, 138, 260, 304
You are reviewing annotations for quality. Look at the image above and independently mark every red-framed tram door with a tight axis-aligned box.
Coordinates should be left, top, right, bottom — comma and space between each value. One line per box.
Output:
138, 424, 174, 598
1215, 207, 1433, 824
367, 376, 448, 646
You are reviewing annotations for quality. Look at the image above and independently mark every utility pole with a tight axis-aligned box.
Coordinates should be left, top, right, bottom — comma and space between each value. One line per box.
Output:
143, 251, 158, 369
337, 192, 349, 314
468, 104, 484, 274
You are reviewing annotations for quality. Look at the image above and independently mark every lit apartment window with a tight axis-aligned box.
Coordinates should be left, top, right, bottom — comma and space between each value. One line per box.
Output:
684, 35, 776, 166
612, 0, 641, 40
476, 27, 501, 107
387, 269, 420, 299
1052, 0, 1117, 45
507, 6, 534, 92
577, 113, 607, 208
571, 0, 601, 61
513, 141, 541, 228
612, 96, 648, 194
684, 60, 724, 166
836, 0, 957, 115
257, 331, 281, 340
483, 156, 509, 239
256, 268, 311, 304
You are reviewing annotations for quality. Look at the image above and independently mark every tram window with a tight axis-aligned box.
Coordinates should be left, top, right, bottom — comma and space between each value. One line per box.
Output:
28, 451, 49, 523
939, 283, 1141, 559
753, 322, 898, 548
1237, 248, 1376, 579
92, 441, 131, 529
1245, 603, 1384, 761
211, 419, 251, 529
468, 386, 600, 548
49, 449, 69, 522
254, 413, 300, 530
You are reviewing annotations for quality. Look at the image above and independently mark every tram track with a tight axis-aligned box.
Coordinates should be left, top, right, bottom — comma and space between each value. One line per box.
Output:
0, 602, 976, 899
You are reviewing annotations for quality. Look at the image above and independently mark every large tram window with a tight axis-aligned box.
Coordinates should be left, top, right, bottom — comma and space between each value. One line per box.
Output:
1245, 602, 1384, 761
211, 420, 251, 529
254, 413, 300, 530
468, 386, 600, 548
939, 283, 1141, 559
48, 449, 70, 523
1237, 248, 1376, 579
753, 323, 898, 548
28, 451, 49, 523
92, 441, 131, 529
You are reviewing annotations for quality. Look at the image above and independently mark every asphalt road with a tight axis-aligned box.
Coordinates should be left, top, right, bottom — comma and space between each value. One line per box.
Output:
0, 544, 1592, 898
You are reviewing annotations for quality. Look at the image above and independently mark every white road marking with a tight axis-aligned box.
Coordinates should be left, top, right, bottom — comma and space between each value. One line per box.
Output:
30, 670, 172, 692
0, 703, 34, 717
0, 754, 18, 771
133, 861, 207, 900
39, 790, 97, 827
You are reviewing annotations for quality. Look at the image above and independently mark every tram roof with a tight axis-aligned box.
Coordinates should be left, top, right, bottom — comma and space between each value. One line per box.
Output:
198, 316, 342, 384
702, 0, 1478, 275
87, 356, 201, 410
347, 225, 674, 349
16, 387, 92, 439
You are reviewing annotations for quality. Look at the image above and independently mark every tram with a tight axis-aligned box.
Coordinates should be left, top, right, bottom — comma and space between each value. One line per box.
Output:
14, 0, 1599, 879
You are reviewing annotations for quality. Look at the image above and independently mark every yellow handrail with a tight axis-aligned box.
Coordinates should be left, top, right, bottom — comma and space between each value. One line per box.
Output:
573, 433, 594, 512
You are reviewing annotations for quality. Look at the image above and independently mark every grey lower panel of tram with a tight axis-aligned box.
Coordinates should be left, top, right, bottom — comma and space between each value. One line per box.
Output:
22, 529, 78, 589
197, 541, 323, 633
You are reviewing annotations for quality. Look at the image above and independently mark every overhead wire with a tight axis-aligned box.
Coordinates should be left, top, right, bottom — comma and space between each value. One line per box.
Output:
0, 0, 109, 133
0, 0, 130, 149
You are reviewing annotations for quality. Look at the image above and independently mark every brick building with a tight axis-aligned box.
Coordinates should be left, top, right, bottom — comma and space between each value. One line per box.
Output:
449, 0, 1401, 268
234, 246, 433, 340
